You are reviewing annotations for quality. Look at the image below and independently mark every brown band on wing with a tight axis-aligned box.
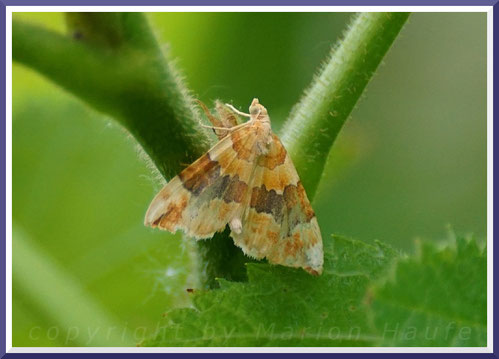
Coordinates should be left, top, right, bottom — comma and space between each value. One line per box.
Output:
257, 134, 287, 170
153, 195, 189, 230
179, 153, 220, 196
283, 184, 298, 209
178, 149, 249, 206
250, 184, 285, 223
283, 182, 315, 222
204, 173, 249, 204
249, 182, 316, 227
223, 175, 248, 203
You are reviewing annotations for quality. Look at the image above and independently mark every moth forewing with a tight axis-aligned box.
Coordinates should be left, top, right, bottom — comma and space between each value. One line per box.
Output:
144, 125, 255, 237
215, 100, 241, 128
145, 98, 324, 275
231, 131, 323, 275
196, 99, 232, 140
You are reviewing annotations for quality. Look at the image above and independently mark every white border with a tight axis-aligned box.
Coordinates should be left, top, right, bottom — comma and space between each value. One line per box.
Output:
4, 346, 497, 353
5, 5, 494, 354
487, 5, 494, 353
5, 5, 493, 12
5, 4, 12, 356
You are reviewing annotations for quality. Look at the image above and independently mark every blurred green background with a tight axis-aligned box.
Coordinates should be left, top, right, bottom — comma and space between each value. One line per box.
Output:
12, 12, 487, 346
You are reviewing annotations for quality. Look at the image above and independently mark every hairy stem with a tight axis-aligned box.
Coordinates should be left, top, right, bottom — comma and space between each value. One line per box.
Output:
13, 14, 212, 179
281, 12, 410, 199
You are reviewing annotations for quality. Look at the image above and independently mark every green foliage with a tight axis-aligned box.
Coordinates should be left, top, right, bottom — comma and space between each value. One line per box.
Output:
195, 228, 259, 289
144, 236, 486, 347
369, 237, 487, 346
144, 236, 398, 346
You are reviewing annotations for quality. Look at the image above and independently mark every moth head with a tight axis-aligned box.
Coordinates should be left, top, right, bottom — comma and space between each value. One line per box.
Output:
249, 98, 269, 120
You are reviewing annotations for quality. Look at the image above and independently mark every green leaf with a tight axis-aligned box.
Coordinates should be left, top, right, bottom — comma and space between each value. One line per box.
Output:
143, 236, 398, 346
368, 237, 486, 347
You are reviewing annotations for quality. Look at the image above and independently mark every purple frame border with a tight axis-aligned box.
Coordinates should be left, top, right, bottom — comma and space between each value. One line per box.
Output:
1, 0, 497, 358
0, 0, 497, 5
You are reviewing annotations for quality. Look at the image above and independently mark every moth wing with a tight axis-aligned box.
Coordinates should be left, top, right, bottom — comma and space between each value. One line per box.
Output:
144, 125, 259, 239
197, 99, 230, 140
196, 100, 241, 140
215, 100, 241, 128
230, 134, 324, 275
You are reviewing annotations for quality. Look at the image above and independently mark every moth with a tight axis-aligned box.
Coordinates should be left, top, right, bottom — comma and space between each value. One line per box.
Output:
144, 98, 323, 275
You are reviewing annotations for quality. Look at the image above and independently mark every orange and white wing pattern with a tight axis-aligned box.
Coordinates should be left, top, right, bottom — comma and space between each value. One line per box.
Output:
230, 133, 324, 275
144, 124, 260, 239
145, 98, 323, 275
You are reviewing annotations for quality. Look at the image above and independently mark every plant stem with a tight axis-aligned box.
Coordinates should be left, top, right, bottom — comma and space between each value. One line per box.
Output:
280, 12, 410, 199
13, 15, 212, 179
13, 13, 230, 289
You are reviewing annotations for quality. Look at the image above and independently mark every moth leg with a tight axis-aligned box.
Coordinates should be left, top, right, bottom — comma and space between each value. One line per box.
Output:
229, 217, 242, 234
197, 99, 233, 139
215, 100, 240, 128
225, 103, 252, 118
197, 100, 250, 139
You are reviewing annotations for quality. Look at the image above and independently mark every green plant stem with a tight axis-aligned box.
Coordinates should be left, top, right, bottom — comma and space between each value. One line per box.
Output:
13, 14, 212, 179
281, 12, 410, 198
12, 13, 228, 289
